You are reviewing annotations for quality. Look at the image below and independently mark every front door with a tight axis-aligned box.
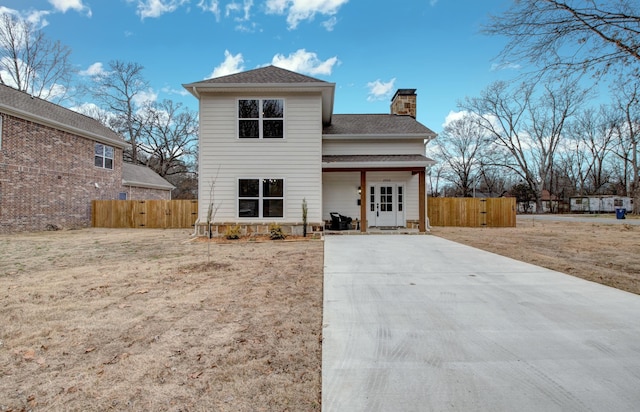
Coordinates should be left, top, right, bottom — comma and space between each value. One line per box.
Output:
369, 184, 403, 227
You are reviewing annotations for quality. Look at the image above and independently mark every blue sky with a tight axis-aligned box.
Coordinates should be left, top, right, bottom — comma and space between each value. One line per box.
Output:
2, 0, 517, 133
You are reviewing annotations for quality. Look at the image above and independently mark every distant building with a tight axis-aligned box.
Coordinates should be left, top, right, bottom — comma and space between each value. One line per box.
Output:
570, 196, 633, 213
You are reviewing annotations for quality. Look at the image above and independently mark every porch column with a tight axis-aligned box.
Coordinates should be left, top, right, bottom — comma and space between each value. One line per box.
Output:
419, 169, 426, 232
360, 171, 367, 232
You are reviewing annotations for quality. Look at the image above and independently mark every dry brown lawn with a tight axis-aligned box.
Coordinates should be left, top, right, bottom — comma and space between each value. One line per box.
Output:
432, 218, 640, 295
0, 229, 324, 412
3, 220, 640, 411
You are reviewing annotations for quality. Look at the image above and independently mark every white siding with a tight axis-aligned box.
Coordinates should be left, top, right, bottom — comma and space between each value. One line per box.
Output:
198, 92, 323, 224
322, 171, 419, 223
322, 139, 425, 155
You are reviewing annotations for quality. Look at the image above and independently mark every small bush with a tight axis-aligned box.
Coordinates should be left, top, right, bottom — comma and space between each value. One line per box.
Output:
224, 225, 242, 240
269, 223, 287, 240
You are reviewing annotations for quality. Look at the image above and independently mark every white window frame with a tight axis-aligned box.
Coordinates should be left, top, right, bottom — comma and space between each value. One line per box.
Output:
237, 178, 285, 219
237, 98, 285, 140
95, 143, 114, 169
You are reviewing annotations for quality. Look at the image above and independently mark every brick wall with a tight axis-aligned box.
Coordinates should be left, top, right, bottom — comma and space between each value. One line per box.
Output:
121, 185, 171, 200
0, 113, 124, 233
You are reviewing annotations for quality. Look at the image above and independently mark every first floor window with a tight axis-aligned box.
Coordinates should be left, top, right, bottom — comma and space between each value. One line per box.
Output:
238, 178, 284, 218
95, 143, 114, 169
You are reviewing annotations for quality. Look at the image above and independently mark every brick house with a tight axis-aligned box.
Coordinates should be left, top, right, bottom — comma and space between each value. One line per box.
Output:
0, 84, 172, 233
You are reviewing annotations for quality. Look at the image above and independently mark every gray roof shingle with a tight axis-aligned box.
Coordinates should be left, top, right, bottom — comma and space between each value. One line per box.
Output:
0, 84, 126, 147
187, 65, 328, 85
323, 114, 436, 136
122, 163, 175, 190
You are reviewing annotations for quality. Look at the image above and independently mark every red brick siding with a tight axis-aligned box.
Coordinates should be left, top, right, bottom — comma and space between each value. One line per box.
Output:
0, 113, 124, 233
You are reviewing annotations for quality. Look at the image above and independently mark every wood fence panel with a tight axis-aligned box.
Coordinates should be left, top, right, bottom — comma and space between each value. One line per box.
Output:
92, 200, 198, 229
427, 197, 516, 227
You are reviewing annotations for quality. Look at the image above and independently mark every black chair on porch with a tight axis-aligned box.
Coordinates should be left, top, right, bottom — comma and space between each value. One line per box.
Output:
330, 212, 353, 230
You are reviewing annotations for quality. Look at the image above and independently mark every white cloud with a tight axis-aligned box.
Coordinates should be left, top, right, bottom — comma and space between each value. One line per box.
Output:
0, 7, 51, 29
442, 110, 468, 128
133, 0, 189, 19
225, 0, 252, 21
161, 85, 190, 96
271, 49, 338, 75
132, 88, 158, 106
79, 62, 107, 77
366, 78, 396, 102
208, 50, 245, 78
265, 0, 349, 30
48, 0, 92, 16
322, 16, 337, 31
490, 61, 522, 71
197, 0, 221, 20
429, 0, 438, 6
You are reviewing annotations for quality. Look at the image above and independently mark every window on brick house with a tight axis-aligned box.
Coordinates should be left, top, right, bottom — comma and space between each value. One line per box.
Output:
238, 99, 284, 139
0, 115, 3, 150
95, 143, 114, 169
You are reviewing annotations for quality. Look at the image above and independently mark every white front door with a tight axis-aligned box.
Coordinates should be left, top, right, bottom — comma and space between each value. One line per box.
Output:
369, 184, 404, 227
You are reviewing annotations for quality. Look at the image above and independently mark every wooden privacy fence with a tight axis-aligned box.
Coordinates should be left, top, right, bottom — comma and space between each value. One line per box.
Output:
92, 200, 198, 229
427, 197, 516, 227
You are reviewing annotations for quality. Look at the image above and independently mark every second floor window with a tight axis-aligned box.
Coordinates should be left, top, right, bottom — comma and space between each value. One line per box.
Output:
95, 143, 114, 169
238, 99, 284, 139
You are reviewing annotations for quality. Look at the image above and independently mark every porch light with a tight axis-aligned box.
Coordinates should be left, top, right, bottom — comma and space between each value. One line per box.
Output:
358, 186, 361, 195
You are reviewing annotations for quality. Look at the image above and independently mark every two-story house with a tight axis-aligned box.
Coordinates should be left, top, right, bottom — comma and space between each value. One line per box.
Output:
183, 66, 435, 236
0, 84, 174, 233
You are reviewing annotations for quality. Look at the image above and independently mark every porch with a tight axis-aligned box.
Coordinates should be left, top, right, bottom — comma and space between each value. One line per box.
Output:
322, 154, 434, 233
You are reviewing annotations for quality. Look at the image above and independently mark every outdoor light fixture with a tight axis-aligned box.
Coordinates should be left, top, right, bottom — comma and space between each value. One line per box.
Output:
358, 186, 361, 195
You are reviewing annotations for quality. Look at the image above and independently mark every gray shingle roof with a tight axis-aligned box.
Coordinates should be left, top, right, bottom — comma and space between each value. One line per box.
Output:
188, 65, 328, 85
323, 114, 436, 136
122, 163, 175, 191
0, 84, 126, 148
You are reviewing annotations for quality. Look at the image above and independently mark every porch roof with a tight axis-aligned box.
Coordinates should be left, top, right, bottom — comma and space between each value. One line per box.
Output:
322, 154, 434, 171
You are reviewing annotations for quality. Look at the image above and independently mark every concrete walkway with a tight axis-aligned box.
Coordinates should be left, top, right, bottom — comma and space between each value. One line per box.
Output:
322, 235, 640, 412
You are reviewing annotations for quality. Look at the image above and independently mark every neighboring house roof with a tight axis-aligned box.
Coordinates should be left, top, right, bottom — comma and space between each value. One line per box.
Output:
323, 114, 436, 138
122, 163, 175, 191
0, 84, 127, 148
323, 154, 435, 170
183, 65, 336, 124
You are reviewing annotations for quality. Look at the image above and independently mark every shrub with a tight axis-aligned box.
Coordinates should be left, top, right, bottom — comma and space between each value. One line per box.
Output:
224, 225, 242, 240
269, 223, 286, 240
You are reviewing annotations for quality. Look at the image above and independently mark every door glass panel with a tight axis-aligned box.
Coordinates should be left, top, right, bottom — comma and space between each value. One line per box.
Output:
381, 186, 393, 212
370, 186, 375, 212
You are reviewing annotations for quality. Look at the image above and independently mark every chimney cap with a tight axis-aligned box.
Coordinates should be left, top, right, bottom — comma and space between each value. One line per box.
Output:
391, 89, 417, 101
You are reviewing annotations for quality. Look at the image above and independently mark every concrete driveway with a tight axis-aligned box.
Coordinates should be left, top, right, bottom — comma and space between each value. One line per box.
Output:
322, 235, 640, 412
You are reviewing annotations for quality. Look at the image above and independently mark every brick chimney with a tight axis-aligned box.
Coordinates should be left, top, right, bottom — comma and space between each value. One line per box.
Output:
390, 89, 417, 118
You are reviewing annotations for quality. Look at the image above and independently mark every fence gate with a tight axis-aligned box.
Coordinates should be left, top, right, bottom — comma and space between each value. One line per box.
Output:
427, 197, 516, 227
92, 200, 198, 229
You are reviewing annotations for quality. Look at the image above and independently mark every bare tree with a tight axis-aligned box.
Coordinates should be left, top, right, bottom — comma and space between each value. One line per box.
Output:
139, 99, 199, 177
610, 78, 640, 212
0, 13, 73, 101
436, 113, 490, 197
562, 105, 617, 194
462, 79, 587, 211
484, 0, 640, 79
90, 60, 150, 164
